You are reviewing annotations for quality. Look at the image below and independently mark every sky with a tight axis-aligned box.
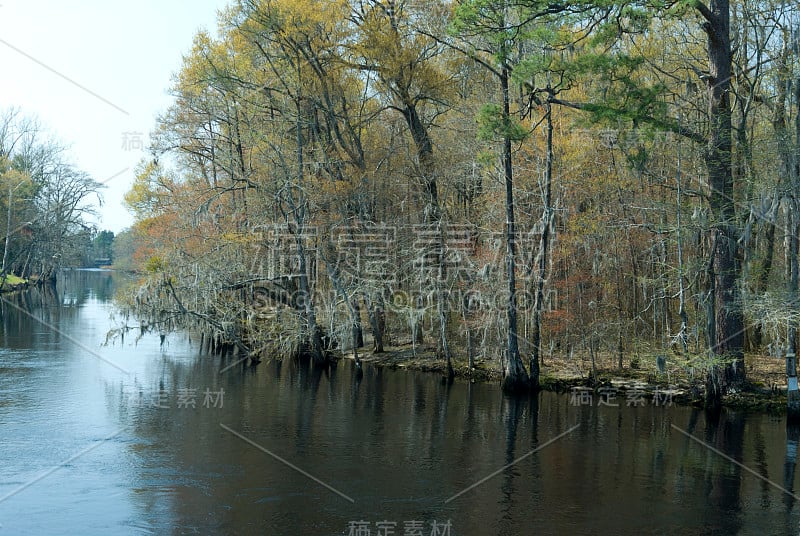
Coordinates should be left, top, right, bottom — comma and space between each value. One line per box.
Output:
0, 0, 229, 233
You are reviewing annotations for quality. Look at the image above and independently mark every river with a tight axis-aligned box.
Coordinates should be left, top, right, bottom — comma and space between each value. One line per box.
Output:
1, 270, 799, 535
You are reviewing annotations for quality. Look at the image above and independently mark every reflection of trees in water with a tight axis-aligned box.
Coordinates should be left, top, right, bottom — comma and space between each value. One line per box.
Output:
97, 333, 799, 534
752, 422, 770, 509
59, 269, 116, 303
675, 409, 744, 534
784, 423, 799, 535
1, 281, 71, 349
706, 410, 744, 524
498, 394, 539, 535
0, 270, 121, 349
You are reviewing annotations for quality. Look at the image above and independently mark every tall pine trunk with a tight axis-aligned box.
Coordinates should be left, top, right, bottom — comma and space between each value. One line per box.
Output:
500, 65, 530, 392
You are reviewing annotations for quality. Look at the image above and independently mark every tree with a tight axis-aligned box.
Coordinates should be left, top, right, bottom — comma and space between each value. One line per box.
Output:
450, 0, 536, 391
766, 4, 800, 418
117, 0, 800, 403
111, 228, 137, 272
32, 165, 102, 278
692, 0, 746, 408
0, 108, 101, 281
90, 230, 115, 263
350, 0, 459, 376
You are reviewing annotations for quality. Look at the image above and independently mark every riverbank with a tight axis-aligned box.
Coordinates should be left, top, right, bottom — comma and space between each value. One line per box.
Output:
343, 342, 789, 413
0, 274, 30, 293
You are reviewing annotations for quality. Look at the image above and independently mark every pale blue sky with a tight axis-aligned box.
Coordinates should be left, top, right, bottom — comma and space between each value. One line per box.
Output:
0, 0, 229, 232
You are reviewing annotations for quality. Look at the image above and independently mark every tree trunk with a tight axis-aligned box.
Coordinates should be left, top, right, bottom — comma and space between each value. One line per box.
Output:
292, 99, 326, 366
365, 294, 385, 353
751, 205, 777, 349
528, 99, 555, 391
787, 179, 800, 421
353, 300, 364, 348
700, 0, 745, 407
777, 34, 800, 420
325, 250, 361, 367
500, 65, 530, 392
791, 65, 800, 420
437, 234, 454, 380
676, 126, 690, 357
295, 238, 325, 364
398, 87, 452, 377
464, 295, 474, 371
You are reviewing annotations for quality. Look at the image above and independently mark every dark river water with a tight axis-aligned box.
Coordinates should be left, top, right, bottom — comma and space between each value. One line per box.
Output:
1, 270, 800, 535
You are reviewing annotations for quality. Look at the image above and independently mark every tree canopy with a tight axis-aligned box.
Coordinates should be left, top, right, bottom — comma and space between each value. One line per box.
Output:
120, 0, 800, 405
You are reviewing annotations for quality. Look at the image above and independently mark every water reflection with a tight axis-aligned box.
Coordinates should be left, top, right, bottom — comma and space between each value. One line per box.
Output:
2, 271, 800, 534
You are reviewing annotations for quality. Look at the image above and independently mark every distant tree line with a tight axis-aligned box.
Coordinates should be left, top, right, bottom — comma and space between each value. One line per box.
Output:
0, 108, 103, 283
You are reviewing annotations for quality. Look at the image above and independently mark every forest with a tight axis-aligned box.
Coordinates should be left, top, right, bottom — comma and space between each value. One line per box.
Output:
0, 109, 104, 284
120, 0, 800, 411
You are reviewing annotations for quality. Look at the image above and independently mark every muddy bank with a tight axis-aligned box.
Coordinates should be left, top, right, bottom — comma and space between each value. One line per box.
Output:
341, 343, 790, 413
